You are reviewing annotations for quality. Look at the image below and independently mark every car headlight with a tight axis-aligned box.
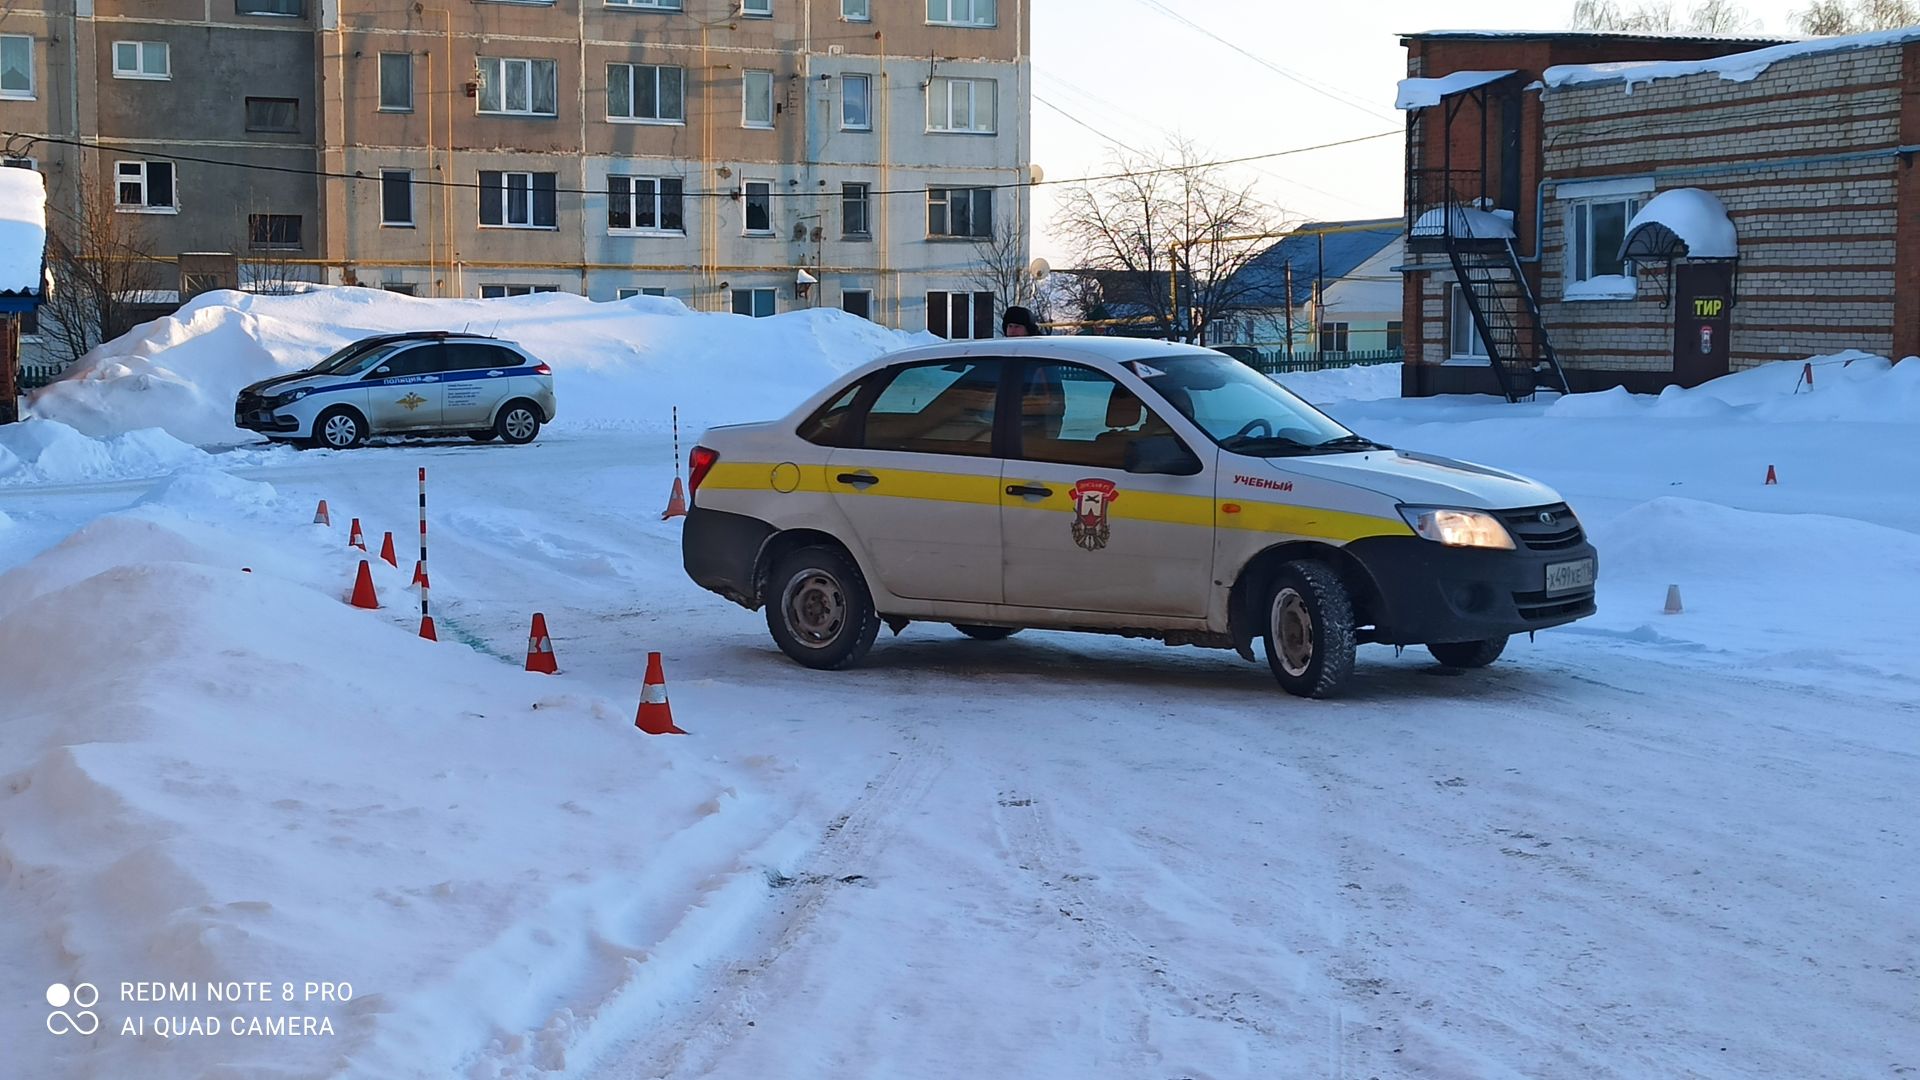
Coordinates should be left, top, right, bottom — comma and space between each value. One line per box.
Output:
1398, 506, 1515, 550
267, 388, 310, 408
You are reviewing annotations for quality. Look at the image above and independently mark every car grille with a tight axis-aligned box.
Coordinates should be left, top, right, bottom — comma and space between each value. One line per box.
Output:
1512, 587, 1596, 622
1499, 503, 1586, 551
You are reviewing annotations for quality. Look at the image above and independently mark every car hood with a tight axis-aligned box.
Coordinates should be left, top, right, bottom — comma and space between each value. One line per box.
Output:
241, 371, 324, 397
1259, 449, 1560, 510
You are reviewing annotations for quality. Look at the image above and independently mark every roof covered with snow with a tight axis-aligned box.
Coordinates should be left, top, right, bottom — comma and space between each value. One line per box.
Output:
1401, 28, 1790, 46
1396, 69, 1518, 110
1622, 188, 1739, 261
1543, 26, 1920, 92
0, 167, 48, 298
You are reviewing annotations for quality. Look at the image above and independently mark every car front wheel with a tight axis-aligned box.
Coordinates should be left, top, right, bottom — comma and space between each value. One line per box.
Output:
765, 545, 880, 670
1262, 560, 1356, 699
495, 401, 541, 444
313, 407, 366, 450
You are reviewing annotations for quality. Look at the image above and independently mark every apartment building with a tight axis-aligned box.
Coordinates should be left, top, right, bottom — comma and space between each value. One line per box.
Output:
0, 0, 1030, 347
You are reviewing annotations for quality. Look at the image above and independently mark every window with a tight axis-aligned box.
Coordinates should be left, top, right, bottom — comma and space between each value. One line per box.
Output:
478, 57, 558, 117
3, 157, 36, 170
236, 0, 302, 14
863, 360, 999, 456
245, 97, 300, 133
482, 284, 560, 298
742, 70, 774, 129
925, 290, 996, 339
1, 35, 33, 99
842, 182, 870, 238
927, 187, 991, 239
1568, 195, 1644, 286
114, 161, 176, 211
609, 175, 685, 233
1318, 322, 1349, 354
248, 214, 302, 249
1386, 320, 1403, 353
606, 0, 681, 7
112, 41, 170, 80
383, 282, 418, 295
479, 171, 557, 228
1017, 362, 1185, 471
842, 289, 871, 319
741, 0, 771, 14
375, 344, 448, 379
743, 180, 772, 235
608, 63, 685, 123
842, 73, 871, 131
731, 288, 776, 317
1448, 286, 1489, 360
379, 53, 412, 111
617, 287, 668, 299
381, 170, 413, 226
444, 343, 521, 370
926, 77, 995, 133
926, 0, 995, 26
842, 0, 870, 19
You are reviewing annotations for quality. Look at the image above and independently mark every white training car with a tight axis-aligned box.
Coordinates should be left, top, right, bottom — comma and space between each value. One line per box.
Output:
681, 338, 1597, 697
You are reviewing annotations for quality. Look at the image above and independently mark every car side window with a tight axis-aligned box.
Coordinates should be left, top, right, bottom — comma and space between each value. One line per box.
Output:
377, 344, 449, 379
444, 344, 513, 371
798, 373, 885, 448
1017, 361, 1182, 470
860, 360, 1000, 457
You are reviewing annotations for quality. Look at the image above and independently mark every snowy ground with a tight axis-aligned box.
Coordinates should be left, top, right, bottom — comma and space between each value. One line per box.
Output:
1, 296, 1916, 1079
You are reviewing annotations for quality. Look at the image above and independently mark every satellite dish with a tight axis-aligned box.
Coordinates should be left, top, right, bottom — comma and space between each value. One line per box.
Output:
1028, 164, 1045, 185
1027, 258, 1051, 281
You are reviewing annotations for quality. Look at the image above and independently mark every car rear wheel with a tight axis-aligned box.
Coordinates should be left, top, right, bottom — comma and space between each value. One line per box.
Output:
951, 624, 1020, 641
1262, 560, 1356, 699
469, 430, 497, 442
765, 545, 880, 670
313, 407, 366, 450
495, 401, 541, 445
1427, 637, 1508, 668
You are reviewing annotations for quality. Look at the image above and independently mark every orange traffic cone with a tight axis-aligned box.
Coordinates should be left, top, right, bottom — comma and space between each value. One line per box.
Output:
349, 518, 367, 550
313, 499, 331, 526
411, 560, 426, 587
1664, 584, 1684, 615
349, 560, 379, 609
1764, 464, 1778, 485
635, 652, 686, 735
379, 531, 398, 567
525, 613, 558, 674
419, 616, 438, 641
660, 477, 688, 520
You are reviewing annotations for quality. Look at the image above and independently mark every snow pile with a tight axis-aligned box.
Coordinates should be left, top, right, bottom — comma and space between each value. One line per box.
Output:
1543, 354, 1918, 422
32, 288, 933, 446
0, 166, 46, 295
1562, 274, 1639, 301
1394, 69, 1516, 109
1275, 361, 1403, 404
1543, 26, 1920, 92
1623, 188, 1738, 259
0, 508, 783, 1078
0, 419, 206, 486
1410, 205, 1516, 239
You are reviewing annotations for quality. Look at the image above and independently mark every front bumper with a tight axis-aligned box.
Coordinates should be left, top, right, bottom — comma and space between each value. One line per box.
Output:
1346, 533, 1598, 646
235, 396, 302, 434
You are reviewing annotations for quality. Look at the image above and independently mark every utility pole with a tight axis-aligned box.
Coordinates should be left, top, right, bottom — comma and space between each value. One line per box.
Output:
1283, 261, 1295, 358
1316, 231, 1327, 361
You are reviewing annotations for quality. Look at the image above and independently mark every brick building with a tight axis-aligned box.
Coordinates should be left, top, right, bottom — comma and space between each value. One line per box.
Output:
1394, 28, 1920, 398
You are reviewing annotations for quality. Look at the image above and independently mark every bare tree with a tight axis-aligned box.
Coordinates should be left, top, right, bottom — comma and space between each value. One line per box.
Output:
1794, 0, 1917, 32
235, 203, 316, 297
1053, 140, 1286, 344
40, 180, 166, 367
967, 216, 1050, 326
1574, 0, 1758, 32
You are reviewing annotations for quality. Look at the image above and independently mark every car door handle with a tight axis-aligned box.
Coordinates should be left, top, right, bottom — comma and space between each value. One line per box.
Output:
1006, 484, 1053, 499
835, 471, 880, 488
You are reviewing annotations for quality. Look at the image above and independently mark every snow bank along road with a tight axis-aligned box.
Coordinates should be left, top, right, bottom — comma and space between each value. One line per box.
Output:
2, 373, 1917, 1078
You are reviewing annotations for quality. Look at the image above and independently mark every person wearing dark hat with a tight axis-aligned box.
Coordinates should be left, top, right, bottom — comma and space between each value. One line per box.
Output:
1001, 305, 1042, 337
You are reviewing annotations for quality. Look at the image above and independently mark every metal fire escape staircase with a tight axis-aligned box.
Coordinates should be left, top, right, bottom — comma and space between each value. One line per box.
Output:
1444, 218, 1572, 403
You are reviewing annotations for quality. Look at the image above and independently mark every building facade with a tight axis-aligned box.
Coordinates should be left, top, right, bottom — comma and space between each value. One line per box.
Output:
0, 0, 1031, 351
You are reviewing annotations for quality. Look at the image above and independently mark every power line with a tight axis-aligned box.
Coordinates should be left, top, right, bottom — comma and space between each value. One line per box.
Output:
1126, 0, 1401, 123
5, 129, 1400, 200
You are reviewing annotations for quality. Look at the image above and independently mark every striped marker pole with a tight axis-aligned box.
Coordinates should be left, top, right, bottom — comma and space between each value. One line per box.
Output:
672, 406, 681, 484
417, 467, 437, 641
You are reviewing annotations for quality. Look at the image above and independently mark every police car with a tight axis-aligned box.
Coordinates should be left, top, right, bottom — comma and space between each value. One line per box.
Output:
681, 338, 1597, 698
235, 331, 557, 449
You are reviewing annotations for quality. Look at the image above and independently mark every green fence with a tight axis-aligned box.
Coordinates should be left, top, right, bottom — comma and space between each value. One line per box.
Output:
18, 363, 68, 391
1249, 349, 1403, 375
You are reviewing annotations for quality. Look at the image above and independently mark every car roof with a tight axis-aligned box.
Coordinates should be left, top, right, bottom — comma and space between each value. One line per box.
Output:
871, 336, 1223, 368
349, 330, 519, 349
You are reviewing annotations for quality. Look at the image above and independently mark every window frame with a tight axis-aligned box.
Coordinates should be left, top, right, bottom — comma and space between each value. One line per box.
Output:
607, 61, 685, 124
842, 0, 870, 20
925, 289, 996, 339
743, 179, 774, 236
605, 0, 682, 8
247, 213, 303, 250
617, 286, 669, 299
842, 289, 872, 319
478, 170, 558, 229
113, 160, 177, 213
742, 69, 775, 129
741, 0, 772, 15
378, 52, 413, 112
926, 76, 996, 134
841, 73, 872, 131
244, 96, 301, 133
1318, 321, 1350, 354
607, 174, 686, 235
235, 0, 303, 15
731, 287, 777, 318
841, 181, 871, 239
112, 40, 171, 81
477, 56, 559, 117
926, 0, 996, 27
380, 169, 414, 227
481, 284, 561, 298
927, 186, 993, 239
0, 34, 34, 100
1447, 285, 1490, 362
1565, 193, 1645, 294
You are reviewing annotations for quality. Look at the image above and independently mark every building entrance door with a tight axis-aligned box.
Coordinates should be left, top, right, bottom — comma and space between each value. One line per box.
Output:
1673, 262, 1734, 386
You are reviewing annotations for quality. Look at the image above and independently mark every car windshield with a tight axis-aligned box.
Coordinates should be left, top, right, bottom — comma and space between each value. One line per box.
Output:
310, 342, 404, 377
1129, 353, 1387, 456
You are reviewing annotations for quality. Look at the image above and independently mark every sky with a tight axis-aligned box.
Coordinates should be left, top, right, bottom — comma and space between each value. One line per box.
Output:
1027, 0, 1810, 263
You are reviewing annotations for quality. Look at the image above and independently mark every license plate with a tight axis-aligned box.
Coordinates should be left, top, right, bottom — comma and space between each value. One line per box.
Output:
1545, 558, 1595, 596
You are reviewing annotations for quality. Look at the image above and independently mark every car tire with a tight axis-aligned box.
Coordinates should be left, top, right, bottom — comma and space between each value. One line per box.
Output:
495, 400, 542, 445
313, 407, 366, 451
765, 545, 881, 671
951, 624, 1020, 641
1427, 637, 1508, 668
469, 430, 498, 442
1262, 560, 1356, 699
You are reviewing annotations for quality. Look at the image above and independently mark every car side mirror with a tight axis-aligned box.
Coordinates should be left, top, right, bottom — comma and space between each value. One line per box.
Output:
373, 366, 392, 376
1125, 434, 1202, 476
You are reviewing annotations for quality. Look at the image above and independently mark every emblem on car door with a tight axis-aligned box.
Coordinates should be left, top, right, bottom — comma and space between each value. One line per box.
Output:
396, 393, 428, 411
1068, 478, 1118, 552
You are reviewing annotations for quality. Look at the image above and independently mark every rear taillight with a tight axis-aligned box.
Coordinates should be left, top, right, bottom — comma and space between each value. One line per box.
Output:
688, 446, 719, 499
532, 362, 552, 375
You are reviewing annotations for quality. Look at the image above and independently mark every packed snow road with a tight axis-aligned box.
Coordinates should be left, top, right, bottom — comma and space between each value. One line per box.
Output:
5, 410, 1912, 1079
